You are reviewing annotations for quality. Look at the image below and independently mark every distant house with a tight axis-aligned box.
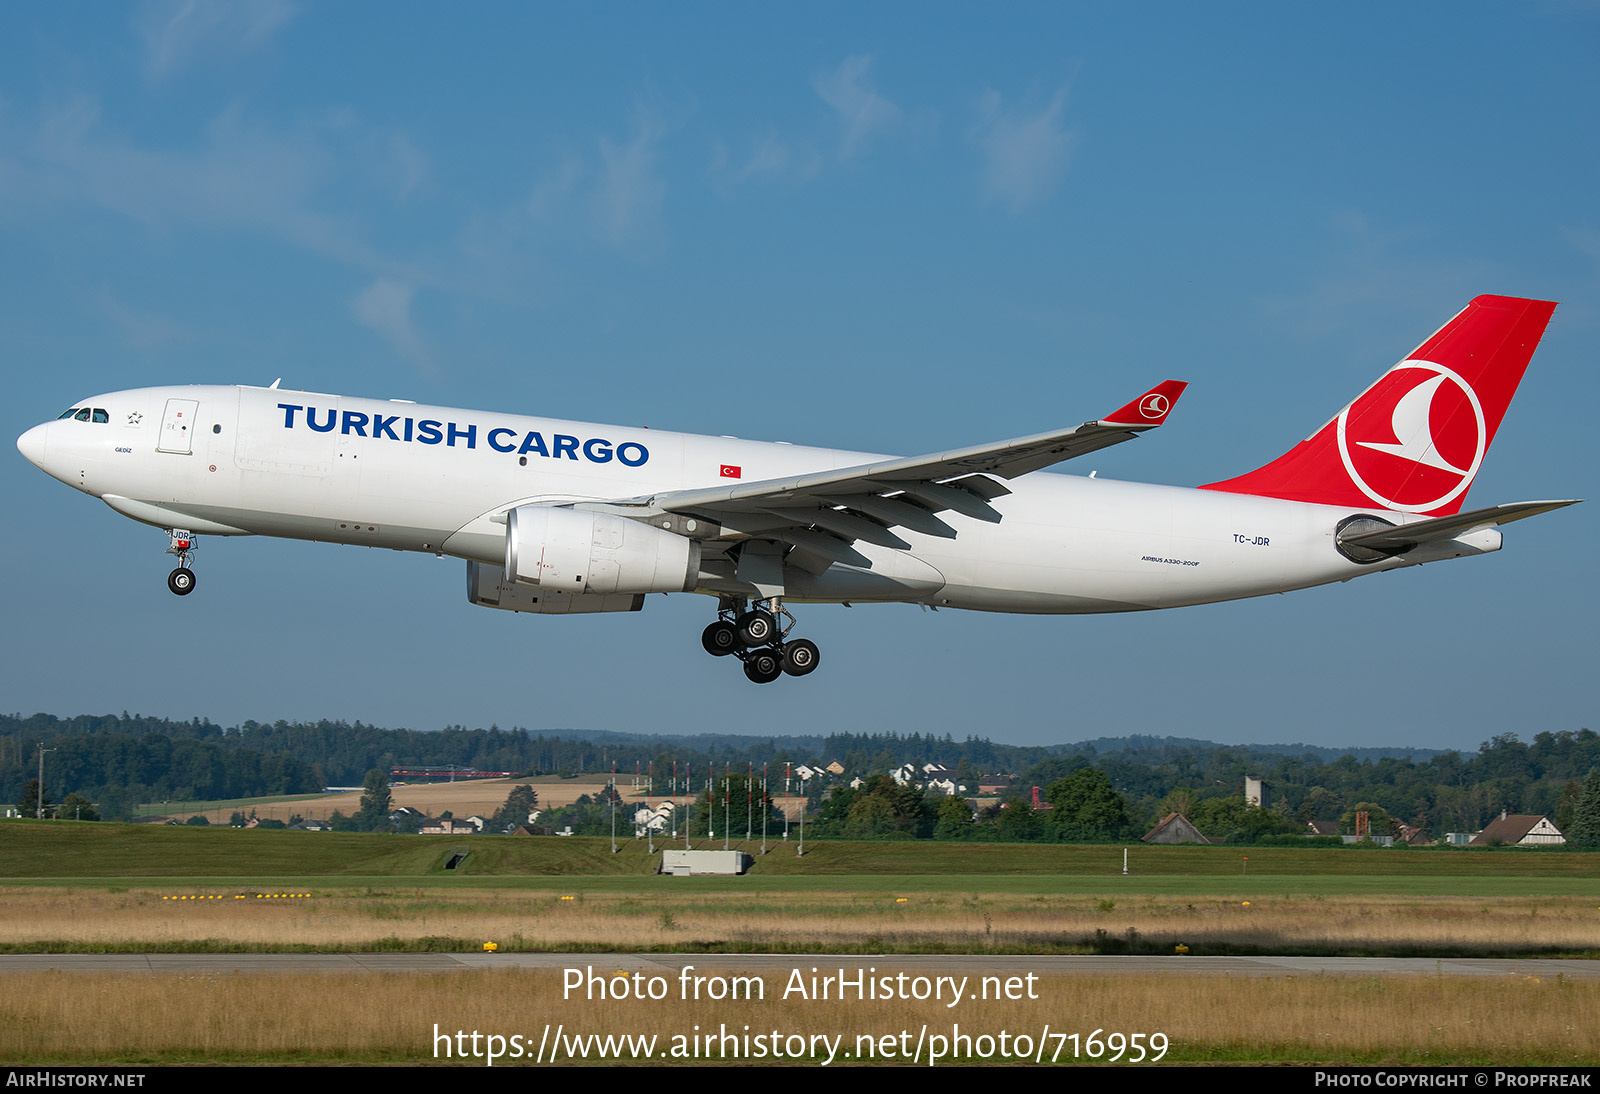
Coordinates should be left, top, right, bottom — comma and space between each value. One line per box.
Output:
889, 763, 961, 794
1306, 820, 1340, 837
1470, 813, 1565, 847
632, 805, 671, 835
1142, 813, 1214, 845
1397, 823, 1431, 846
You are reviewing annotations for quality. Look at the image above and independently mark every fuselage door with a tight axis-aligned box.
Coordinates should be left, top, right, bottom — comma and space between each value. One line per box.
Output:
157, 398, 200, 454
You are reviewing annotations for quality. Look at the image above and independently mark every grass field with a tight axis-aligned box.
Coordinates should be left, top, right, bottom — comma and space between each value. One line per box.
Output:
6, 819, 1598, 882
3, 821, 1597, 1065
1, 822, 1597, 958
2, 885, 1596, 958
3, 968, 1596, 1066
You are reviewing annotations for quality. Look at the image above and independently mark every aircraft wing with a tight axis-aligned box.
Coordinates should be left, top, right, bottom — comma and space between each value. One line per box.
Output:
595, 380, 1186, 572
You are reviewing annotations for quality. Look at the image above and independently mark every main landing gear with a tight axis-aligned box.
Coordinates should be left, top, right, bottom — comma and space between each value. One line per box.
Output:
700, 598, 820, 684
165, 530, 197, 596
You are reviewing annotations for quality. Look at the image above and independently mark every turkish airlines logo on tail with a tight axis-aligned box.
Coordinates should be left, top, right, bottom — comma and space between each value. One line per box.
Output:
1138, 393, 1170, 419
1336, 360, 1486, 513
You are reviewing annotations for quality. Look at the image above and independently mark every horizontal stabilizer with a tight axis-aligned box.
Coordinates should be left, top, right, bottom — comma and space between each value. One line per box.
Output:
1338, 499, 1580, 552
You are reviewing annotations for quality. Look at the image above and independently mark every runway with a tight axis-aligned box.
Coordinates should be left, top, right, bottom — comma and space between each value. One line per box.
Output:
2, 953, 1595, 978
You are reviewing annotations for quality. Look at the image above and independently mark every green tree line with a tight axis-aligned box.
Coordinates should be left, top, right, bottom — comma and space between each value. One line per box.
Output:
4, 711, 1598, 839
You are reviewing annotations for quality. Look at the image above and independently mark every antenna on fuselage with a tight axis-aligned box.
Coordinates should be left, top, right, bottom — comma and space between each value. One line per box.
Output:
268, 378, 282, 389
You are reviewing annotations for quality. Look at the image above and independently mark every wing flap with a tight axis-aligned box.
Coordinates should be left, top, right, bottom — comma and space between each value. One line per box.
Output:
766, 528, 872, 568
763, 506, 912, 550
877, 479, 1004, 523
819, 494, 959, 538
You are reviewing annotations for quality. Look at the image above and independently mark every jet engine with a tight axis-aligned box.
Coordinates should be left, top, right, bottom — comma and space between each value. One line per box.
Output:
503, 505, 700, 596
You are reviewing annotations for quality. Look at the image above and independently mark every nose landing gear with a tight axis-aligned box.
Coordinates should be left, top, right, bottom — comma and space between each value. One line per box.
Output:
701, 598, 821, 683
166, 530, 197, 596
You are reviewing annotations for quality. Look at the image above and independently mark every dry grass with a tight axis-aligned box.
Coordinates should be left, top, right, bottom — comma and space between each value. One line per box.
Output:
160, 775, 609, 824
2, 967, 1595, 1065
2, 887, 1596, 956
160, 775, 807, 826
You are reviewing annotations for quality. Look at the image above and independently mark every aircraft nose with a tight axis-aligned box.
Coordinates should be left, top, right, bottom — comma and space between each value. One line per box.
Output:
16, 423, 48, 470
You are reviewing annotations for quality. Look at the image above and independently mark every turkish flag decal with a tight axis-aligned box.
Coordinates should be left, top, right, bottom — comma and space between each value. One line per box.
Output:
720, 464, 742, 478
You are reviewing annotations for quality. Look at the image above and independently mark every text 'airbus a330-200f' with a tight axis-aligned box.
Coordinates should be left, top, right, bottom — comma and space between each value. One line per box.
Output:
16, 295, 1580, 683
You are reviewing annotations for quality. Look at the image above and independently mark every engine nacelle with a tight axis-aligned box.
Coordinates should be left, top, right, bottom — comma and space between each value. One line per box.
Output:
467, 561, 645, 615
504, 505, 700, 596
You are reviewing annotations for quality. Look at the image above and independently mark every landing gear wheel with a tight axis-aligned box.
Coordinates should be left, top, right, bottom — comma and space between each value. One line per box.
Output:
701, 621, 739, 657
167, 568, 196, 596
737, 609, 777, 647
742, 647, 783, 684
781, 638, 820, 677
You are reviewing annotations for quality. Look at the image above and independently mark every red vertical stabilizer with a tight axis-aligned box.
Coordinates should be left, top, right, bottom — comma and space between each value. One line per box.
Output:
1201, 295, 1556, 516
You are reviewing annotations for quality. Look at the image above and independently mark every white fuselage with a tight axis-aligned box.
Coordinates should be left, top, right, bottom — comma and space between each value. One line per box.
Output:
18, 384, 1493, 615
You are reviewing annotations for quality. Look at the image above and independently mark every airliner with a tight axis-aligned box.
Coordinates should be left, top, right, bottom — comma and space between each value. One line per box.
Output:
15, 295, 1577, 683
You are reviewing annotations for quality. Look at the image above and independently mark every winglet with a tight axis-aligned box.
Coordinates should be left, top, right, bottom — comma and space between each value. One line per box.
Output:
1100, 380, 1187, 428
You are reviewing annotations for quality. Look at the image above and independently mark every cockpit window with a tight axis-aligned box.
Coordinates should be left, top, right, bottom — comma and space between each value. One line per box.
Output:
74, 409, 91, 421
57, 408, 80, 420
92, 409, 109, 423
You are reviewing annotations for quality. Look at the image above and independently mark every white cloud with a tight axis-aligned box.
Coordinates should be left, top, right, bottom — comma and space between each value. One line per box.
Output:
712, 129, 822, 188
138, 0, 298, 79
527, 153, 583, 222
1, 94, 454, 374
972, 87, 1074, 212
593, 113, 666, 247
381, 132, 428, 202
8, 96, 406, 275
813, 55, 903, 159
353, 278, 436, 375
736, 130, 794, 182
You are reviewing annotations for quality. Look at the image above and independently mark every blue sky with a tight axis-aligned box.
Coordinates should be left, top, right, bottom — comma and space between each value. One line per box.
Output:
3, 2, 1596, 753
